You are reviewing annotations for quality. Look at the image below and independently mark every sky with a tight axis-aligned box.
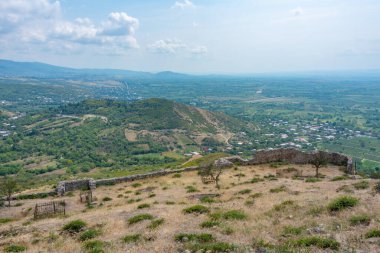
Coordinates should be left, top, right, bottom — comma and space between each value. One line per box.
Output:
0, 0, 379, 74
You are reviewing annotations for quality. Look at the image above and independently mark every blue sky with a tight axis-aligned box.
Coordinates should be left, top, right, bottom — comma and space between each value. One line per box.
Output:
0, 0, 379, 74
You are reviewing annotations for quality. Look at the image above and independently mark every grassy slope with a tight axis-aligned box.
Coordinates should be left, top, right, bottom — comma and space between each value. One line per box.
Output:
0, 164, 379, 252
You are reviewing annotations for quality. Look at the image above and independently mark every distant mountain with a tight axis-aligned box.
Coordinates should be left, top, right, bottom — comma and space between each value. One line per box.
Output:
0, 59, 186, 79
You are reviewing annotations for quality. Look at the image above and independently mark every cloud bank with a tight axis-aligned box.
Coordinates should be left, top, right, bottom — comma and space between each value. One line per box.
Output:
0, 0, 139, 54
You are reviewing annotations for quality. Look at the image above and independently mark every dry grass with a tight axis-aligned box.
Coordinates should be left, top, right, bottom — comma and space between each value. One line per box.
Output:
0, 164, 379, 252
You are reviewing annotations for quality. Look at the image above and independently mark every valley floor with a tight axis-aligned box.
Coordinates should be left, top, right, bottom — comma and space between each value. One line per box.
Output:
0, 164, 380, 252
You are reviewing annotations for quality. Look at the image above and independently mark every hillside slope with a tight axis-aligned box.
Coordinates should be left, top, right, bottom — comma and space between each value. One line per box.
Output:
0, 98, 253, 189
0, 164, 379, 252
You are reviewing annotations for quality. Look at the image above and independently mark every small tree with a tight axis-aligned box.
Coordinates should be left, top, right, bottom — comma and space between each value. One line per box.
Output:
199, 158, 233, 189
0, 176, 18, 207
311, 152, 328, 178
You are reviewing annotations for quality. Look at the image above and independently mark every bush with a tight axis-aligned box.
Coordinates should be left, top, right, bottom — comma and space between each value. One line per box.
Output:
250, 178, 264, 183
175, 233, 214, 243
331, 176, 348, 181
172, 173, 182, 178
189, 242, 236, 252
79, 229, 101, 241
365, 229, 380, 238
131, 183, 142, 188
102, 197, 112, 202
282, 226, 303, 236
200, 220, 220, 228
349, 214, 371, 226
352, 181, 369, 190
122, 234, 142, 243
270, 185, 286, 193
83, 240, 104, 253
0, 218, 13, 224
286, 236, 340, 250
148, 218, 164, 229
128, 214, 153, 225
200, 196, 217, 203
222, 210, 247, 220
237, 189, 251, 195
186, 185, 199, 193
250, 193, 263, 199
4, 245, 27, 252
63, 220, 87, 233
273, 200, 297, 212
305, 177, 322, 183
183, 205, 209, 214
137, 203, 150, 209
327, 196, 359, 212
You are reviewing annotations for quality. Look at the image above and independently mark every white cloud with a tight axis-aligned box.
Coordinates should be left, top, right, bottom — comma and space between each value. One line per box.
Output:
172, 0, 195, 10
148, 39, 186, 54
148, 38, 207, 56
0, 0, 139, 54
101, 12, 139, 36
189, 46, 207, 55
291, 7, 304, 17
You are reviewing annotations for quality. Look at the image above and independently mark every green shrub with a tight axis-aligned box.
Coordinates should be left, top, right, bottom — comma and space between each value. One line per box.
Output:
200, 196, 217, 203
137, 203, 150, 209
349, 214, 371, 226
250, 178, 264, 183
4, 245, 27, 252
286, 236, 340, 250
128, 214, 153, 224
222, 210, 247, 220
188, 242, 236, 252
249, 193, 263, 199
186, 185, 199, 193
83, 240, 104, 253
165, 201, 175, 205
200, 220, 220, 228
0, 218, 13, 224
131, 183, 142, 188
237, 189, 251, 195
282, 226, 303, 236
270, 185, 286, 193
122, 234, 142, 243
172, 173, 182, 178
148, 218, 164, 229
273, 200, 297, 212
210, 210, 247, 220
63, 220, 87, 233
327, 196, 359, 212
352, 181, 369, 190
175, 233, 214, 243
79, 229, 101, 241
305, 177, 322, 183
331, 176, 348, 181
183, 205, 209, 214
102, 197, 112, 201
365, 229, 380, 238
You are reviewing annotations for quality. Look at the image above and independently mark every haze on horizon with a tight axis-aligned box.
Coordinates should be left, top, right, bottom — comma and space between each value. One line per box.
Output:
0, 0, 379, 74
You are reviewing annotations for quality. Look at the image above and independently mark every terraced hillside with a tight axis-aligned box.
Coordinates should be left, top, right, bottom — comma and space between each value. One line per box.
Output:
0, 99, 252, 190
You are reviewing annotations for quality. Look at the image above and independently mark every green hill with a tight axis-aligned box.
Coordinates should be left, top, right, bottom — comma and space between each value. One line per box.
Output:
0, 98, 252, 189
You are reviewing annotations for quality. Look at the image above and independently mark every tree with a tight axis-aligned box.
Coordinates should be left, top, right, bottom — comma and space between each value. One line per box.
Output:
310, 152, 328, 178
0, 176, 18, 207
199, 158, 233, 189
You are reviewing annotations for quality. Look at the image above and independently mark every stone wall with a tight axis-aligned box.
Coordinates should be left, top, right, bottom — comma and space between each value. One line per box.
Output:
247, 148, 354, 174
55, 149, 355, 195
56, 166, 198, 196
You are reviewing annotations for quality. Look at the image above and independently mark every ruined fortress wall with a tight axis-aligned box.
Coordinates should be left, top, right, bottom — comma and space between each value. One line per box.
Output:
56, 166, 198, 195
247, 148, 354, 174
55, 149, 354, 195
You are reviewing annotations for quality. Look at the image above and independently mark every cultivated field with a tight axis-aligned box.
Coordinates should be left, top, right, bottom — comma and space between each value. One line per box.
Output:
1, 164, 379, 253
